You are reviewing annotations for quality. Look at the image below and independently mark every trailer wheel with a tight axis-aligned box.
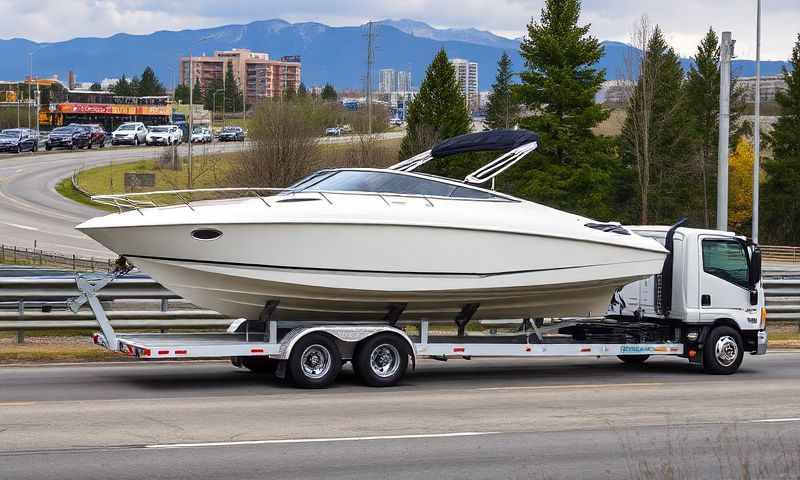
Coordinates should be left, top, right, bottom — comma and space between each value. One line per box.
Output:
240, 356, 279, 375
618, 355, 649, 365
355, 333, 409, 387
702, 326, 743, 375
287, 333, 341, 388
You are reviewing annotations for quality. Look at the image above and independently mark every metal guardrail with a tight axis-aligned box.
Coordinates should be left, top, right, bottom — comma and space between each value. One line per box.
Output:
1, 244, 113, 271
762, 245, 800, 264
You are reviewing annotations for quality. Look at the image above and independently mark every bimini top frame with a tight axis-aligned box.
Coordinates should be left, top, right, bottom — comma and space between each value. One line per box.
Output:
388, 129, 539, 185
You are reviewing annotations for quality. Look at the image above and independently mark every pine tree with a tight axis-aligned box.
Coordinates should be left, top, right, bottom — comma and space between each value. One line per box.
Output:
514, 0, 617, 219
112, 74, 131, 96
399, 48, 471, 159
762, 34, 800, 243
174, 84, 189, 104
297, 83, 308, 97
622, 26, 692, 224
129, 76, 141, 97
224, 62, 242, 112
484, 52, 518, 129
320, 83, 337, 101
89, 82, 102, 91
203, 78, 224, 111
685, 27, 749, 228
138, 66, 165, 96
192, 78, 203, 105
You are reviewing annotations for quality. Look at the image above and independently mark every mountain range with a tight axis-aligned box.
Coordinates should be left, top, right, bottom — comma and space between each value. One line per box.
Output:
0, 19, 790, 91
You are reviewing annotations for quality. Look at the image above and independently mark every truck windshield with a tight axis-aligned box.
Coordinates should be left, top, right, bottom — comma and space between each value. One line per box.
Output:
702, 239, 749, 288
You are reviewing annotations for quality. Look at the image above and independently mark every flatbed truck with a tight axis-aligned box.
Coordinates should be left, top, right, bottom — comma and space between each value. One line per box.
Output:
74, 225, 767, 388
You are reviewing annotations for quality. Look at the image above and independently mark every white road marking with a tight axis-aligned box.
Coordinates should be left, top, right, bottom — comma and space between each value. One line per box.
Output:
748, 418, 800, 423
479, 382, 664, 391
0, 221, 39, 231
146, 431, 499, 449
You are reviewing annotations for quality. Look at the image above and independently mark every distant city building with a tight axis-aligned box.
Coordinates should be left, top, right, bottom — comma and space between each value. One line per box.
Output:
595, 80, 634, 106
379, 69, 395, 94
450, 58, 479, 112
737, 75, 788, 103
68, 71, 77, 90
180, 49, 302, 103
478, 91, 491, 111
395, 70, 412, 92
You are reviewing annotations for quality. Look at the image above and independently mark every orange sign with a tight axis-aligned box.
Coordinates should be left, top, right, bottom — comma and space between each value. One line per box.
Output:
57, 103, 170, 116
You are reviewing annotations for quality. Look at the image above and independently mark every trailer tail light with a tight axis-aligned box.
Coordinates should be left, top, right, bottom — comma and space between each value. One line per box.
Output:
453, 346, 465, 353
688, 349, 697, 359
251, 348, 264, 354
761, 307, 767, 329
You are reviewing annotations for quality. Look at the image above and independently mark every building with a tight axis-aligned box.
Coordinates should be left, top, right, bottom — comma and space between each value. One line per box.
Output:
595, 80, 634, 107
179, 49, 301, 103
396, 70, 412, 92
379, 69, 395, 94
450, 58, 479, 112
737, 75, 788, 104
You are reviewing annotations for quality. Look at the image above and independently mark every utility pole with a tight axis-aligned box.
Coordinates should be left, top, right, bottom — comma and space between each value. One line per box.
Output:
188, 49, 193, 188
752, 0, 762, 242
364, 21, 376, 135
716, 31, 734, 231
28, 53, 32, 129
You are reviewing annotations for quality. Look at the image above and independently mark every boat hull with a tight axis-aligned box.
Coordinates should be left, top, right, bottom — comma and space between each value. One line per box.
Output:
80, 221, 667, 322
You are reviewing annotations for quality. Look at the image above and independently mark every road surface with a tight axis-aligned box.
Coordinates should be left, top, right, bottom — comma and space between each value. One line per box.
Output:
0, 132, 403, 258
1, 353, 799, 479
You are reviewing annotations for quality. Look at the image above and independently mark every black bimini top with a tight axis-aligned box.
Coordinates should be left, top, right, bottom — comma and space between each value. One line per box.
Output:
430, 129, 539, 158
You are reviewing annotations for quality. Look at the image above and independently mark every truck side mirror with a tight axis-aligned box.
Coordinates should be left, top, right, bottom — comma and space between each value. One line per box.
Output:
749, 247, 762, 288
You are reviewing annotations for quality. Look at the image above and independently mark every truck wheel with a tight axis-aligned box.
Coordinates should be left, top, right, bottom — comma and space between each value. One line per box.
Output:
240, 356, 279, 374
618, 355, 649, 365
702, 326, 743, 375
287, 333, 341, 388
355, 333, 409, 387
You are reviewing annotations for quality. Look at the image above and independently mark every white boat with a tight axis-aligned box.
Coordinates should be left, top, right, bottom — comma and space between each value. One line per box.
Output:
77, 130, 667, 323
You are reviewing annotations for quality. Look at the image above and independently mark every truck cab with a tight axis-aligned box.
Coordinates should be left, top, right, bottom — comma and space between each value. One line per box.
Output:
609, 226, 767, 373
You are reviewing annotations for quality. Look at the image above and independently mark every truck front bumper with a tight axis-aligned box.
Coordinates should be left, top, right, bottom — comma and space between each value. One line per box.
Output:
754, 330, 768, 355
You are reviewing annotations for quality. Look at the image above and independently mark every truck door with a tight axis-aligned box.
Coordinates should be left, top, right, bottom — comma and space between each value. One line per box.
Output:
698, 236, 752, 324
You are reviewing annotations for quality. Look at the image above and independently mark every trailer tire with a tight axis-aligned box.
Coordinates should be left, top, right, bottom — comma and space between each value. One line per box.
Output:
240, 356, 279, 375
354, 333, 409, 387
618, 355, 649, 365
703, 326, 743, 375
287, 333, 341, 388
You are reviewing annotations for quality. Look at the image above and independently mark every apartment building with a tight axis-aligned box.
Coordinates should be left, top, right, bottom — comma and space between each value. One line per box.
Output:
450, 58, 479, 112
180, 49, 301, 103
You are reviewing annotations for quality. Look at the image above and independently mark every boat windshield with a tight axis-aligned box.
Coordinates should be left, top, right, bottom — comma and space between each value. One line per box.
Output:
289, 170, 502, 200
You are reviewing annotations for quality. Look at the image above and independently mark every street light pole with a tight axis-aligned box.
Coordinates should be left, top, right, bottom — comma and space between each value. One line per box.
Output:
752, 0, 762, 243
716, 32, 734, 231
188, 49, 193, 188
28, 52, 32, 129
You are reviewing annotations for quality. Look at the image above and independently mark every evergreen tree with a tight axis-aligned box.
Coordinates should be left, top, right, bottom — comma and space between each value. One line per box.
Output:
621, 26, 692, 224
223, 62, 243, 112
484, 52, 519, 129
138, 66, 166, 96
89, 82, 102, 91
762, 34, 800, 243
685, 28, 749, 228
203, 78, 224, 111
192, 78, 203, 105
320, 83, 338, 101
129, 76, 141, 97
514, 0, 617, 219
297, 82, 308, 97
174, 84, 189, 104
399, 48, 471, 159
111, 74, 132, 96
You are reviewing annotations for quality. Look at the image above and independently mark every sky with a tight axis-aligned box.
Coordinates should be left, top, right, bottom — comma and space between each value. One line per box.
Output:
2, 0, 797, 60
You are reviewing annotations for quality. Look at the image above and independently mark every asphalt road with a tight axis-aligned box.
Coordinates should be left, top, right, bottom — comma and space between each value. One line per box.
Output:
1, 353, 799, 479
0, 132, 403, 259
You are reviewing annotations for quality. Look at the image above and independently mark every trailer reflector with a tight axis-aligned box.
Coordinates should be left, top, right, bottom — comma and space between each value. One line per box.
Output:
453, 347, 465, 353
174, 349, 188, 355
251, 348, 264, 354
158, 350, 170, 355
580, 347, 591, 353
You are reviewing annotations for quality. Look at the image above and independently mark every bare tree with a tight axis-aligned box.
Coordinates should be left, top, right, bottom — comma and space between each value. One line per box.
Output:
622, 16, 656, 224
227, 100, 321, 187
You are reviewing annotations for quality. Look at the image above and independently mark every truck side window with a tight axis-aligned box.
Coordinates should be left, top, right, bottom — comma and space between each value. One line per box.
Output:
702, 239, 749, 288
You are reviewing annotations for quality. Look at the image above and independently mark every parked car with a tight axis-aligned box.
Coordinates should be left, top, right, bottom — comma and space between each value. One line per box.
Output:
69, 124, 107, 149
0, 128, 38, 153
145, 125, 182, 146
191, 127, 213, 143
173, 121, 189, 143
111, 122, 148, 146
389, 117, 404, 126
339, 124, 353, 134
218, 126, 245, 142
45, 126, 92, 150
325, 127, 342, 136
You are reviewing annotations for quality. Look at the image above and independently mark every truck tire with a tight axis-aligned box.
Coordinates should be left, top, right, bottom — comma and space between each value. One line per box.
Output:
354, 333, 409, 387
702, 326, 743, 375
240, 356, 279, 374
287, 333, 341, 388
618, 355, 649, 365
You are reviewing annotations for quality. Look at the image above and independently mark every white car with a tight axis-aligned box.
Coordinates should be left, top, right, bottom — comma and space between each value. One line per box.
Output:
145, 125, 182, 146
325, 127, 341, 136
111, 122, 148, 146
191, 127, 213, 143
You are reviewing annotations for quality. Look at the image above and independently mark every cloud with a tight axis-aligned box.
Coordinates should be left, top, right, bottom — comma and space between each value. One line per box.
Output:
1, 0, 797, 60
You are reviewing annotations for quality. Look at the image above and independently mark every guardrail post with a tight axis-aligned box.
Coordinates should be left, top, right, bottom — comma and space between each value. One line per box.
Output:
1, 244, 4, 262
72, 254, 76, 271
13, 245, 17, 264
16, 301, 25, 344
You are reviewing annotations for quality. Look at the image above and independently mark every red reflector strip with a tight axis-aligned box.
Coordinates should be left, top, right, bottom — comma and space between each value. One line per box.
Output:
580, 347, 592, 352
453, 347, 465, 353
158, 350, 170, 355
251, 348, 264, 353
174, 349, 188, 355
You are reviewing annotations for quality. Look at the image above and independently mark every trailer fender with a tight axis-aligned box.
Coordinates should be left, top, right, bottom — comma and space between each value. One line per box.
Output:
276, 326, 416, 367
